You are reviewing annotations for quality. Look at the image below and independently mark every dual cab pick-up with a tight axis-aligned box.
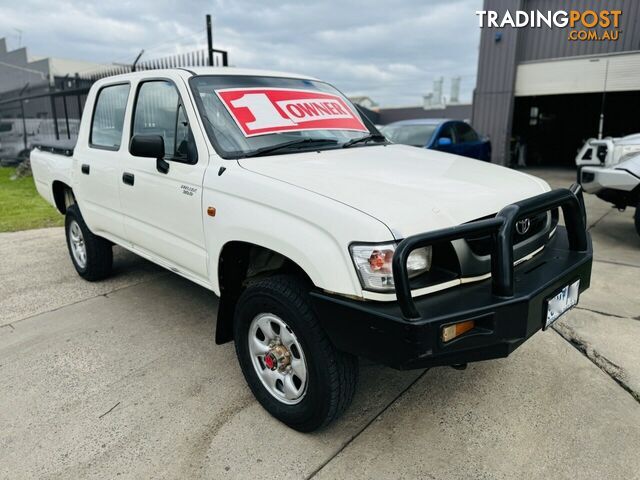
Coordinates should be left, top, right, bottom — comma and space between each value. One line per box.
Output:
31, 68, 593, 432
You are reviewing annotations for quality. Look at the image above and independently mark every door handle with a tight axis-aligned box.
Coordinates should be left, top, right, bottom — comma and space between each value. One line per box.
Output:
81, 164, 90, 175
122, 172, 135, 186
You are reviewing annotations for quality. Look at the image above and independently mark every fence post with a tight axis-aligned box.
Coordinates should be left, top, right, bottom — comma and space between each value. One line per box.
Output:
62, 95, 71, 140
50, 95, 59, 141
20, 100, 28, 151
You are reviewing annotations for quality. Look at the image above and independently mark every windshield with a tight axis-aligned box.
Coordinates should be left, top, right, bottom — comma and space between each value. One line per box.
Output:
381, 124, 437, 147
189, 75, 376, 158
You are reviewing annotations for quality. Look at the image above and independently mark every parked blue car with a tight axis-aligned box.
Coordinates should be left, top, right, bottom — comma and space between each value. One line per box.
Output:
380, 119, 491, 161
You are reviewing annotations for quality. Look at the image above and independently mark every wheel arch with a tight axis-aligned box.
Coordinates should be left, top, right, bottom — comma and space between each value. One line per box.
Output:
215, 241, 314, 345
52, 181, 75, 214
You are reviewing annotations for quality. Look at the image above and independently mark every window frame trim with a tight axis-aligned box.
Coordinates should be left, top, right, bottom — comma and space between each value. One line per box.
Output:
89, 81, 131, 152
129, 77, 197, 165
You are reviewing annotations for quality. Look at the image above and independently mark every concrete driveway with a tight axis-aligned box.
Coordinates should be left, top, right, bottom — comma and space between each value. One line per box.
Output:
1, 169, 639, 479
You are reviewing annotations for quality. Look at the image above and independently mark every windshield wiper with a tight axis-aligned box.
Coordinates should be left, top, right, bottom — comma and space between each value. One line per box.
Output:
240, 138, 339, 158
342, 133, 387, 148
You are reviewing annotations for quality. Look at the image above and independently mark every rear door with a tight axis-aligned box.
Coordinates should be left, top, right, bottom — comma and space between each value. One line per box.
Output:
452, 121, 483, 159
118, 75, 210, 283
73, 82, 130, 240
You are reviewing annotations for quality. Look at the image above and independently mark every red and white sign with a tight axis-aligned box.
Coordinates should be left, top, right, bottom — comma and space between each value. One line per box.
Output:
215, 88, 369, 137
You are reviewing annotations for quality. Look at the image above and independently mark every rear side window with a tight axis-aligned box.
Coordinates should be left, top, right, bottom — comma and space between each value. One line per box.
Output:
454, 122, 479, 143
90, 84, 130, 150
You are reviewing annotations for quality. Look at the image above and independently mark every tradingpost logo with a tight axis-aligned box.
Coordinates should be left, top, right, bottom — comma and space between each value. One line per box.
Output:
475, 9, 622, 41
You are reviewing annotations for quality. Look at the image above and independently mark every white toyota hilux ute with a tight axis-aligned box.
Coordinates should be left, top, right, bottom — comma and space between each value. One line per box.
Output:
31, 68, 593, 431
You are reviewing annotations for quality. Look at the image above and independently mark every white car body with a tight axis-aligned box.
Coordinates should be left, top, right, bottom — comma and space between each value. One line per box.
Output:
575, 134, 640, 212
575, 133, 640, 169
30, 68, 594, 430
31, 68, 551, 302
0, 119, 42, 162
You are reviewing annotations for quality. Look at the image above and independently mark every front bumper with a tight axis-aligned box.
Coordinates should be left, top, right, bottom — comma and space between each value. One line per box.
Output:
310, 187, 593, 370
579, 165, 639, 195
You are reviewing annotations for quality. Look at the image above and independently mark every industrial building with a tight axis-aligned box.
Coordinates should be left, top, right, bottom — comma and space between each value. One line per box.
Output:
472, 0, 640, 166
0, 38, 102, 99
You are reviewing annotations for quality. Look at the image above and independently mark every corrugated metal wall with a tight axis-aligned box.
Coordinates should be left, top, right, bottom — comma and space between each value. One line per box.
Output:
472, 0, 640, 165
378, 104, 473, 125
518, 0, 640, 62
472, 0, 524, 165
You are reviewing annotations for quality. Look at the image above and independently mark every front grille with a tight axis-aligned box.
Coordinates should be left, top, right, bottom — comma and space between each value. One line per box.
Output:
465, 210, 553, 257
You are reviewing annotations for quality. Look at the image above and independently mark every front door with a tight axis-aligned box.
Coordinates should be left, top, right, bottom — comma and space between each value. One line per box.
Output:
434, 123, 457, 154
118, 77, 209, 282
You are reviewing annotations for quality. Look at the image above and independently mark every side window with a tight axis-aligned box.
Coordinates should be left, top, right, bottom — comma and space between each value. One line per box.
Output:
90, 84, 130, 150
455, 122, 479, 143
439, 124, 457, 144
132, 80, 194, 162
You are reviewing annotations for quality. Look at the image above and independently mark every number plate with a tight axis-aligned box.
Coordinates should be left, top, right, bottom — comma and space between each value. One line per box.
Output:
545, 280, 580, 329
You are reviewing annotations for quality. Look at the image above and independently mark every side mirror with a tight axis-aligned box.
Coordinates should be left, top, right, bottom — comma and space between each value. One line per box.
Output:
437, 137, 453, 147
129, 135, 169, 174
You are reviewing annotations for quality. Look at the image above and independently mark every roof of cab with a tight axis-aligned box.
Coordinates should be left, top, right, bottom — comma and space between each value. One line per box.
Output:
187, 67, 318, 80
94, 67, 319, 83
387, 118, 452, 126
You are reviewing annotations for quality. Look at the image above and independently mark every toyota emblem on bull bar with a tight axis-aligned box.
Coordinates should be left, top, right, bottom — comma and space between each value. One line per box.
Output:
516, 218, 531, 235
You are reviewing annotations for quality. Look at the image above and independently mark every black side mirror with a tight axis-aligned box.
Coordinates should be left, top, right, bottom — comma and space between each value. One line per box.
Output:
129, 135, 170, 174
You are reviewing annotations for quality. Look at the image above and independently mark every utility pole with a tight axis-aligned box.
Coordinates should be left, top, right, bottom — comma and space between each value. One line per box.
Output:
597, 59, 609, 139
206, 14, 214, 66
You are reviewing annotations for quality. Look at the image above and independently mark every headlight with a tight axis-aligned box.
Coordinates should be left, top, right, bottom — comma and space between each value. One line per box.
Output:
350, 243, 432, 292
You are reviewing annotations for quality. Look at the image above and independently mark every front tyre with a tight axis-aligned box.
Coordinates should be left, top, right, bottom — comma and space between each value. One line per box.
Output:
65, 204, 113, 281
234, 275, 358, 432
635, 202, 640, 238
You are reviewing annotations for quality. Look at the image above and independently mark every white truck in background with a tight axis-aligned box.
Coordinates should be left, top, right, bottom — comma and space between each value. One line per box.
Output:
576, 134, 640, 237
0, 119, 41, 165
31, 68, 592, 431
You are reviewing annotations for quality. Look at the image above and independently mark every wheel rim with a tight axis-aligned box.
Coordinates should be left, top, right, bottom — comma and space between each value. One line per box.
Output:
248, 313, 308, 405
68, 220, 87, 269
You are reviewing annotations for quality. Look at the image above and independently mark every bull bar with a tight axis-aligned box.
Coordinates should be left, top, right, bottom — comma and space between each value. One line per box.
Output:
392, 185, 588, 319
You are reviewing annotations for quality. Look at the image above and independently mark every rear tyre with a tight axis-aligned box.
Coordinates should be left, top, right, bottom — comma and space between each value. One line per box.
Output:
65, 204, 113, 281
635, 203, 640, 238
233, 275, 358, 432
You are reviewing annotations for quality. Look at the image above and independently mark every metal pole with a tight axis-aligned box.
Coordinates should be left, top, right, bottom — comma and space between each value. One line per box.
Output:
206, 14, 214, 66
132, 50, 145, 72
20, 100, 28, 151
597, 59, 609, 139
50, 95, 59, 141
62, 95, 70, 140
222, 50, 228, 67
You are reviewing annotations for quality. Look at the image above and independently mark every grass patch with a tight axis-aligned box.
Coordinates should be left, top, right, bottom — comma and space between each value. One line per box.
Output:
0, 167, 63, 232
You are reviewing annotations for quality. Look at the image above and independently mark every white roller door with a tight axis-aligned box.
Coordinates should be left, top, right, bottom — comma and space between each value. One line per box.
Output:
515, 52, 640, 97
606, 53, 640, 92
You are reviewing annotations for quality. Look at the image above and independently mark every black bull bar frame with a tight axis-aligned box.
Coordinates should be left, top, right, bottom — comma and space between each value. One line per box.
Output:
392, 185, 588, 320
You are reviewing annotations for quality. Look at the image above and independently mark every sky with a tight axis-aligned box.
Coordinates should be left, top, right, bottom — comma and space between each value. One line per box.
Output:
0, 0, 482, 107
